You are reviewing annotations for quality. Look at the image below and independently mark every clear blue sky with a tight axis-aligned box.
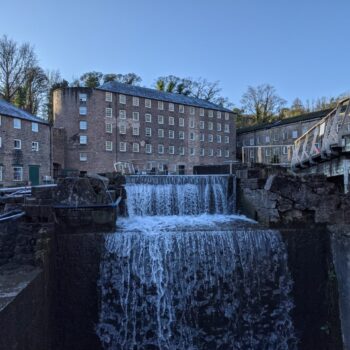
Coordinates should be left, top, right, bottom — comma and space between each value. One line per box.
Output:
1, 0, 349, 107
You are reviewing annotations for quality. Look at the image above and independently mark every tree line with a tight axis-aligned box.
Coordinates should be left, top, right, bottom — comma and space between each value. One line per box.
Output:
0, 35, 347, 127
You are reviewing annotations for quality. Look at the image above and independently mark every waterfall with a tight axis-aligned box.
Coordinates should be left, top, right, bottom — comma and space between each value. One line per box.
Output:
97, 175, 296, 350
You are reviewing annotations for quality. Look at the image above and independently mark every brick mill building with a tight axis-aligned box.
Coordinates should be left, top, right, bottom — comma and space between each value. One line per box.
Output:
52, 82, 236, 175
0, 99, 51, 187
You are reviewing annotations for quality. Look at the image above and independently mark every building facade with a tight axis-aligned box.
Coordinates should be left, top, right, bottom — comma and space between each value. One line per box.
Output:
53, 83, 236, 175
237, 109, 331, 166
0, 99, 51, 187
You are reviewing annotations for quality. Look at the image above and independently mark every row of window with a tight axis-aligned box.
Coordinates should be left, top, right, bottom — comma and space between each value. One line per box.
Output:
247, 146, 292, 158
79, 143, 230, 159
79, 93, 230, 119
0, 137, 40, 151
2, 117, 40, 132
244, 130, 299, 146
0, 166, 23, 182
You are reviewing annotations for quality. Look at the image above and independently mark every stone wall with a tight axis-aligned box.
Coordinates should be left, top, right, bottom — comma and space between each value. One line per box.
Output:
237, 172, 345, 350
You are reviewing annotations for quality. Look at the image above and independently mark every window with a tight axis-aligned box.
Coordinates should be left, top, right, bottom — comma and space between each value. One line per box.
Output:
79, 107, 87, 115
169, 116, 174, 125
265, 135, 270, 143
208, 134, 213, 142
225, 150, 230, 158
105, 92, 112, 102
105, 141, 113, 151
179, 118, 184, 127
145, 144, 152, 154
292, 130, 298, 139
145, 113, 152, 122
119, 142, 127, 152
79, 93, 87, 103
217, 135, 222, 143
189, 148, 195, 156
133, 143, 139, 152
225, 113, 229, 120
119, 94, 126, 104
106, 108, 113, 118
250, 138, 254, 146
224, 136, 229, 144
217, 149, 222, 157
189, 119, 195, 128
145, 127, 152, 137
0, 115, 1, 125
273, 133, 279, 141
283, 146, 288, 155
32, 122, 38, 132
200, 133, 205, 141
169, 103, 174, 111
265, 148, 271, 156
179, 146, 185, 155
133, 97, 139, 106
282, 131, 287, 140
0, 165, 3, 181
13, 166, 23, 181
217, 111, 221, 119
179, 105, 184, 113
190, 107, 195, 115
158, 129, 164, 138
80, 153, 87, 161
0, 137, 1, 147
145, 99, 152, 108
119, 124, 126, 134
208, 110, 213, 118
80, 121, 87, 130
200, 121, 205, 129
106, 123, 112, 133
208, 149, 214, 156
200, 108, 205, 117
189, 132, 195, 141
133, 127, 139, 136
80, 135, 87, 144
224, 124, 230, 133
31, 141, 39, 151
14, 118, 21, 129
217, 123, 222, 132
133, 112, 139, 121
119, 110, 126, 119
14, 139, 21, 149
158, 144, 164, 154
200, 148, 205, 156
208, 122, 213, 130
169, 130, 174, 139
158, 101, 164, 110
169, 145, 175, 154
158, 115, 164, 124
179, 131, 185, 139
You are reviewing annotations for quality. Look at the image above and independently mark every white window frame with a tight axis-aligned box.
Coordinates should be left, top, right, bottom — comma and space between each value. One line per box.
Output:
189, 132, 195, 141
158, 144, 164, 154
119, 124, 126, 134
217, 111, 222, 119
32, 122, 38, 132
119, 142, 127, 152
168, 103, 174, 111
79, 106, 87, 115
145, 99, 152, 108
106, 107, 113, 118
208, 122, 213, 130
189, 119, 195, 128
179, 131, 185, 140
79, 135, 87, 144
225, 113, 229, 120
119, 94, 126, 104
292, 130, 298, 139
208, 134, 213, 143
169, 130, 174, 139
169, 116, 174, 125
158, 115, 164, 124
200, 121, 205, 129
31, 141, 39, 152
13, 166, 23, 181
224, 124, 230, 133
169, 145, 175, 154
145, 144, 152, 154
225, 150, 230, 158
145, 113, 152, 122
190, 107, 195, 115
132, 97, 139, 106
158, 101, 164, 110
133, 127, 139, 136
80, 152, 87, 161
119, 110, 126, 119
79, 121, 87, 130
179, 105, 184, 113
14, 118, 21, 129
105, 123, 112, 133
179, 146, 185, 155
217, 123, 222, 132
105, 141, 113, 151
132, 142, 140, 153
217, 135, 222, 143
158, 129, 164, 138
179, 118, 184, 127
14, 139, 22, 149
200, 133, 205, 142
79, 93, 87, 103
132, 112, 139, 121
105, 92, 113, 102
208, 110, 213, 118
145, 127, 152, 137
0, 165, 3, 181
199, 108, 205, 117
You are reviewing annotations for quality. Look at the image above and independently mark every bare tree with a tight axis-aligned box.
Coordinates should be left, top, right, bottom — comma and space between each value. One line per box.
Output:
240, 84, 286, 124
0, 35, 37, 101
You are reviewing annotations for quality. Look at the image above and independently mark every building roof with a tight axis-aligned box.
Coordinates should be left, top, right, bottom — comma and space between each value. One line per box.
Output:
0, 98, 48, 124
97, 81, 232, 112
237, 109, 333, 135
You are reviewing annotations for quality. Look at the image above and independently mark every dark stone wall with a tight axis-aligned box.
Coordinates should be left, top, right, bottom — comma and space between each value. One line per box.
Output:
53, 232, 104, 350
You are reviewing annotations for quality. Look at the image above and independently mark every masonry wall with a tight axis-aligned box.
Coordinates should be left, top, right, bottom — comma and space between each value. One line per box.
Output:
53, 87, 236, 175
0, 115, 51, 186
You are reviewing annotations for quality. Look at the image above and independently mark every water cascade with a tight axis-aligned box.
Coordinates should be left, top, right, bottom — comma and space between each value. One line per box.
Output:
97, 175, 296, 350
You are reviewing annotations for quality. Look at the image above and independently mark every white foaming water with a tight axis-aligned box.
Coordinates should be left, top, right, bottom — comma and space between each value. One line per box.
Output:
97, 175, 296, 350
